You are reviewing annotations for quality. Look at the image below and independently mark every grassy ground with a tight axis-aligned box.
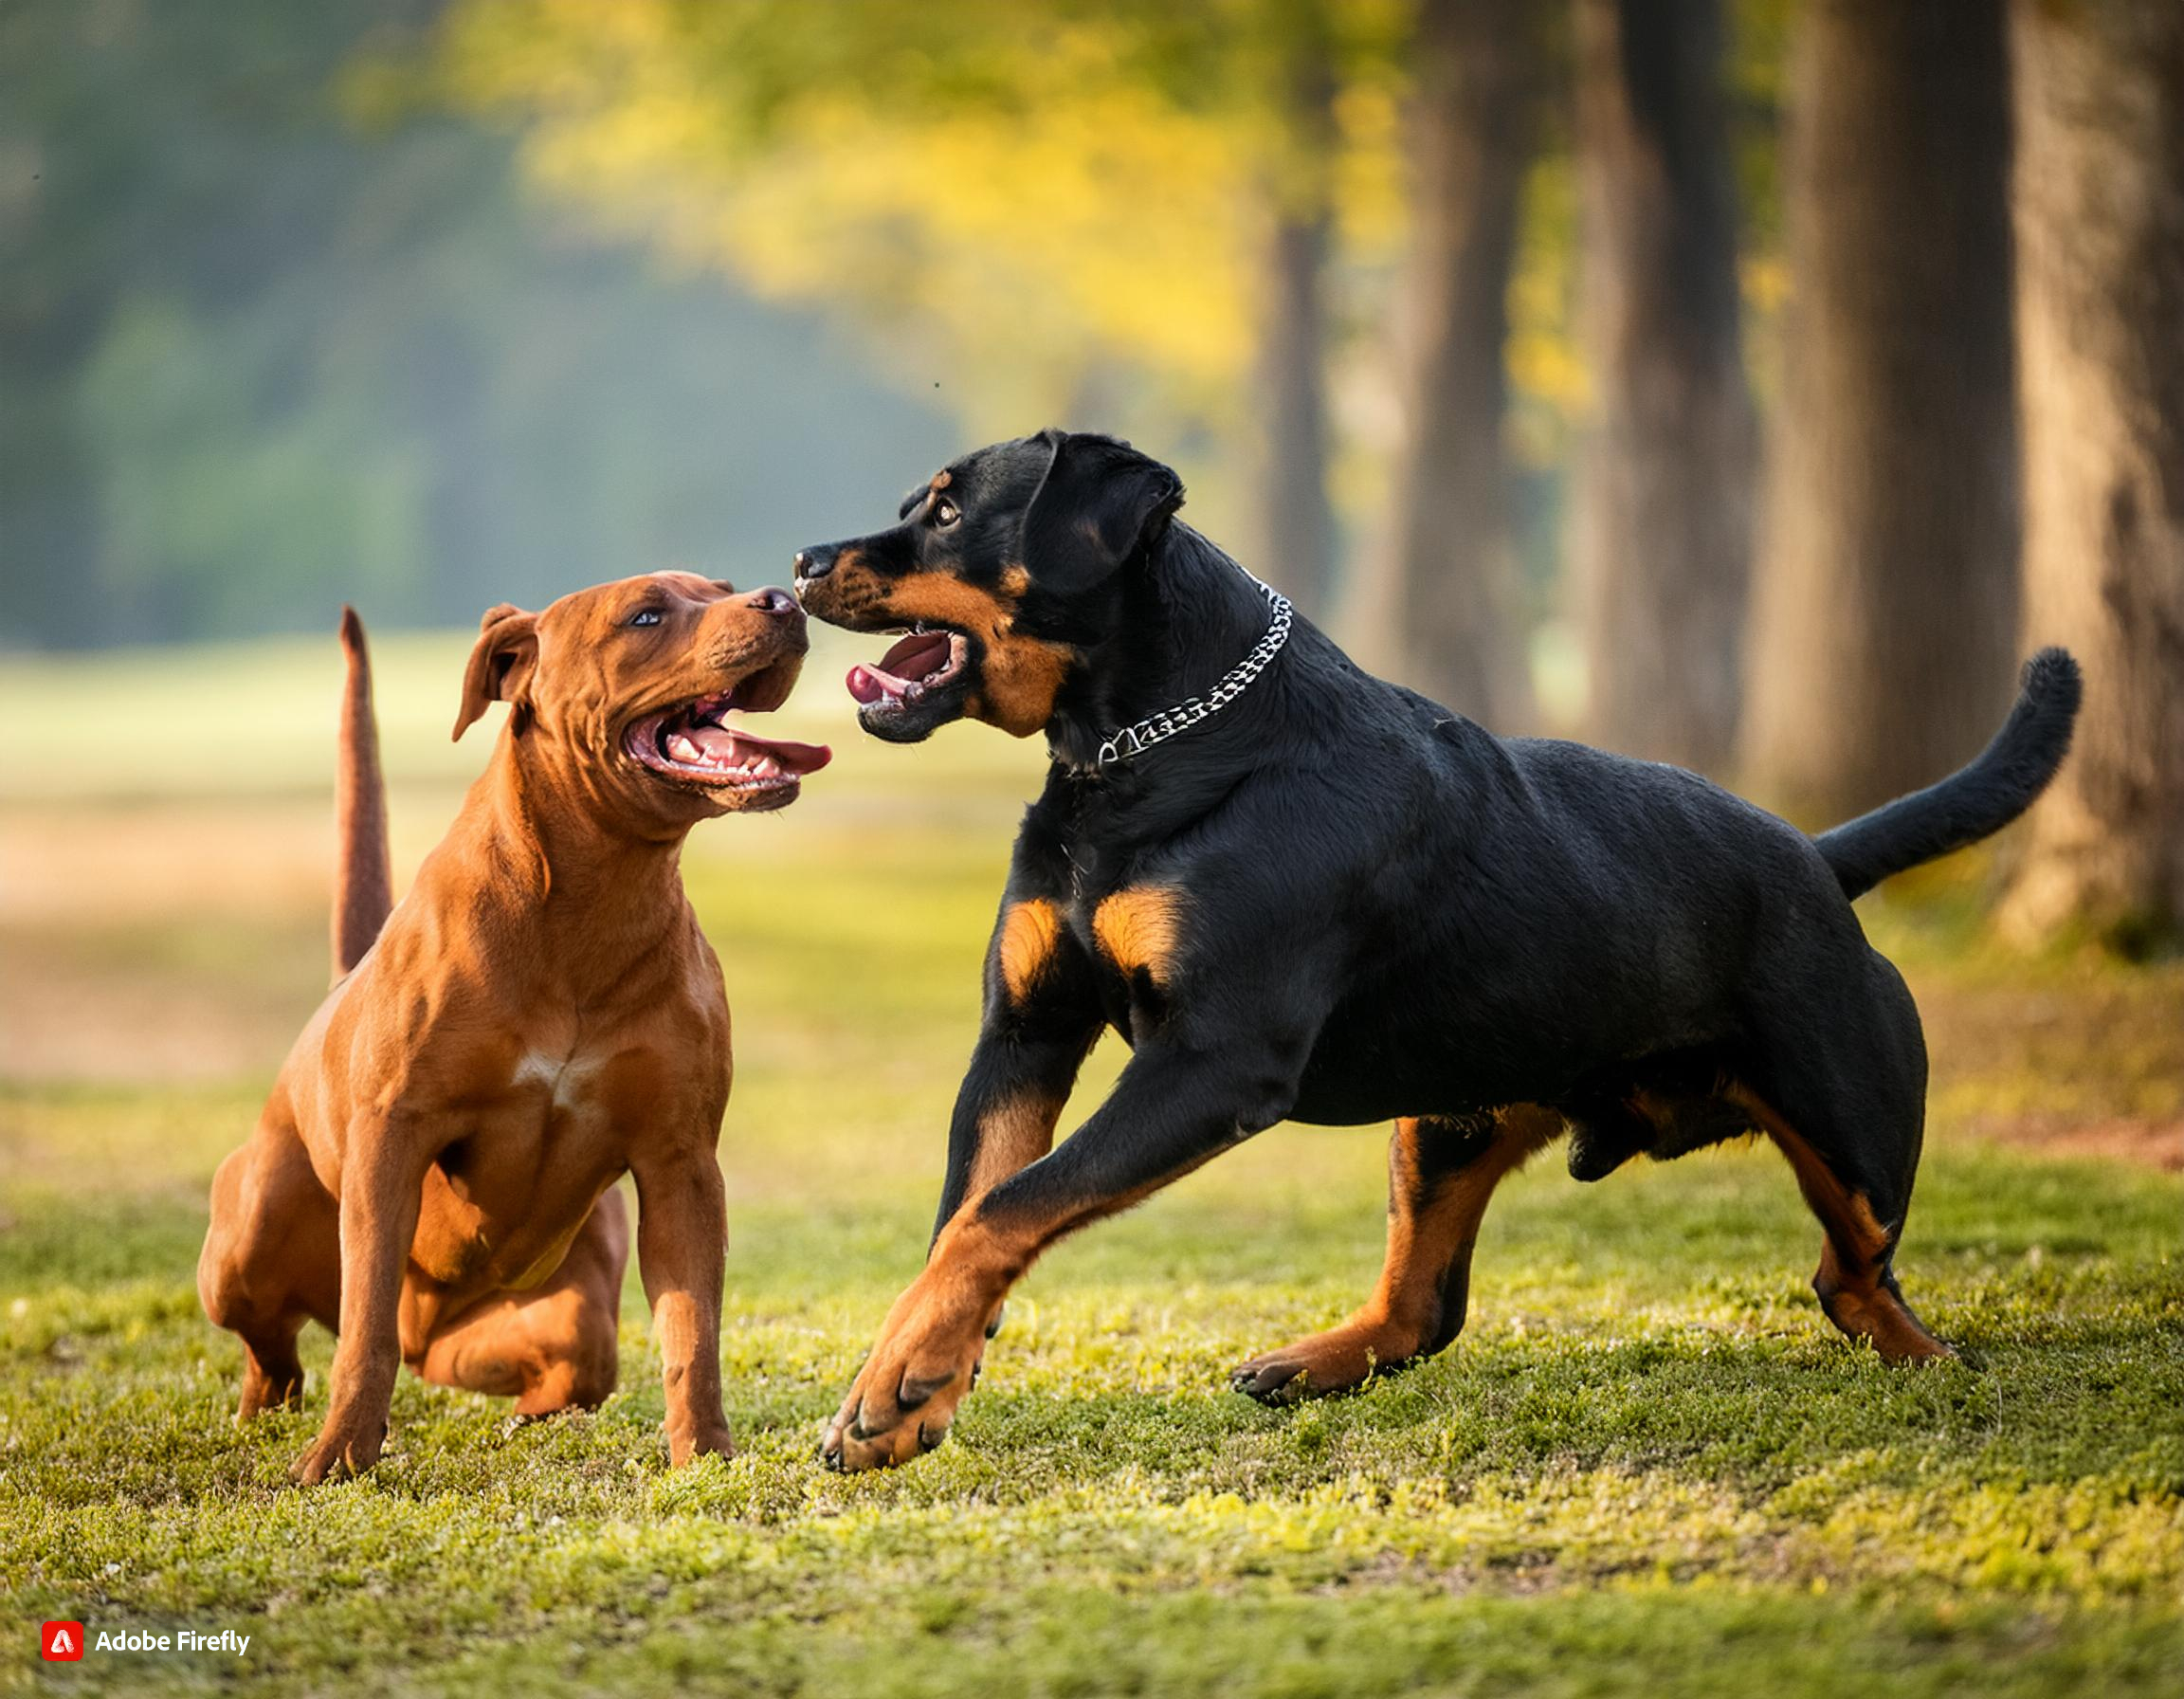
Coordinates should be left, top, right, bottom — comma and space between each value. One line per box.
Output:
3, 632, 2179, 1696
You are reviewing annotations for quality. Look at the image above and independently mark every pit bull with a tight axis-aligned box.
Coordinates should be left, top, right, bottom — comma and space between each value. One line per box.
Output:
198, 573, 828, 1482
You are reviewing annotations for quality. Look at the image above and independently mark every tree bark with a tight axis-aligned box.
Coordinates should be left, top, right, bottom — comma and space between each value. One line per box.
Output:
1352, 0, 1538, 728
1247, 16, 1339, 623
1998, 0, 2184, 951
1572, 0, 1755, 774
1738, 0, 2019, 822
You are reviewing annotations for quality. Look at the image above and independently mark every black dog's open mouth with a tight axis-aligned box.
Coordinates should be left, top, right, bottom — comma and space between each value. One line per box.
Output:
623, 671, 830, 802
846, 624, 973, 715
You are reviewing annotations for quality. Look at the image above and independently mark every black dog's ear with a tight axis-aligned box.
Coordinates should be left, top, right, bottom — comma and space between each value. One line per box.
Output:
1020, 430, 1184, 594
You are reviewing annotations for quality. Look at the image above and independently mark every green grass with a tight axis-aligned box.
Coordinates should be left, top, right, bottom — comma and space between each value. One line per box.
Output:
2, 634, 2180, 1696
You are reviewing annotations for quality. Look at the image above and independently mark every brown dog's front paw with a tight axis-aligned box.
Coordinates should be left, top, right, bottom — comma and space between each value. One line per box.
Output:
820, 1347, 978, 1472
287, 1420, 386, 1485
668, 1422, 737, 1468
1230, 1317, 1422, 1406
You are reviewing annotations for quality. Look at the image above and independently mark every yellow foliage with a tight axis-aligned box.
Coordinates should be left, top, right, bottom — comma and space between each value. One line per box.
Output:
423, 0, 1781, 475
432, 1, 1358, 435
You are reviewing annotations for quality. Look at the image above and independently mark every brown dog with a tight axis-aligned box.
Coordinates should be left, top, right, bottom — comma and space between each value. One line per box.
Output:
198, 573, 828, 1482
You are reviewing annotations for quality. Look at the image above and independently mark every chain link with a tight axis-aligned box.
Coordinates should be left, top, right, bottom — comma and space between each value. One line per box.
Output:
1094, 567, 1293, 768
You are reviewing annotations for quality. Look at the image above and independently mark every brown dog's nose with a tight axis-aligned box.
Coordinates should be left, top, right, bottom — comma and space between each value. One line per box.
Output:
742, 586, 799, 616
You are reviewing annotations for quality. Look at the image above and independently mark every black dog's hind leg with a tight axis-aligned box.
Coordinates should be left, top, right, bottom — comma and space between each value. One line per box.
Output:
1735, 957, 1955, 1362
1230, 1107, 1560, 1403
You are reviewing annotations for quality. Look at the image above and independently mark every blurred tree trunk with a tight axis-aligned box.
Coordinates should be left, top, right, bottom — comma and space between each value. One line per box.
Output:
1738, 0, 2019, 821
1247, 7, 1338, 622
1353, 0, 1538, 728
1999, 0, 2184, 952
1572, 0, 1754, 774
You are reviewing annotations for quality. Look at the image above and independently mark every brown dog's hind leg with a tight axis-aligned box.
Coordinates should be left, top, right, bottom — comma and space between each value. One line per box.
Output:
237, 1334, 307, 1419
199, 1135, 339, 1422
416, 1190, 630, 1416
1230, 1107, 1559, 1403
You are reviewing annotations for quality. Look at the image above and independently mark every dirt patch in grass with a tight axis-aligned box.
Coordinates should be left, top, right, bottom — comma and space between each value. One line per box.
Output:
1903, 961, 2184, 1171
1959, 1113, 2184, 1172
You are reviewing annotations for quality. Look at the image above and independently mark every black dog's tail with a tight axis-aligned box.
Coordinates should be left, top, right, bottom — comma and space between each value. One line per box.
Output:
332, 607, 393, 981
1813, 648, 2082, 900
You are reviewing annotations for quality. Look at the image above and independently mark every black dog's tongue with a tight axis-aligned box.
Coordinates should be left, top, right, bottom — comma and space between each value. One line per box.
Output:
847, 631, 952, 704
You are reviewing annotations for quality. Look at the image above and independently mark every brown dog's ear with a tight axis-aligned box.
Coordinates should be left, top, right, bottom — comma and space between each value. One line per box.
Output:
1021, 430, 1184, 594
452, 603, 539, 741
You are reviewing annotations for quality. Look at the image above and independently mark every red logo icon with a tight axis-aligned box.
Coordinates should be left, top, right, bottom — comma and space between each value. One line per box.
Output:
41, 1621, 85, 1661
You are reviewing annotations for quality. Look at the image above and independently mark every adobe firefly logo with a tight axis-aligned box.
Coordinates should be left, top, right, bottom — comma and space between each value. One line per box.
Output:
41, 1621, 85, 1661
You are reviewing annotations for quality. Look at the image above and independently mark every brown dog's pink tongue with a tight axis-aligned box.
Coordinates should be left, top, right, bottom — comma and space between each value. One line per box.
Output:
688, 723, 831, 774
738, 731, 830, 774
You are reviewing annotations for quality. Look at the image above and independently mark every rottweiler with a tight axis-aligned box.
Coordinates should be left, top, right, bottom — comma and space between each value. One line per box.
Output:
793, 429, 2080, 1471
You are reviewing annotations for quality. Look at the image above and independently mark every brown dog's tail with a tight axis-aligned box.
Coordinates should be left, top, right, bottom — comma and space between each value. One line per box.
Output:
333, 607, 393, 981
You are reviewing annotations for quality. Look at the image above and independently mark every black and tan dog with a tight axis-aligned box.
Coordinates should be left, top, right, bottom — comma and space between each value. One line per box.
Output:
793, 429, 2081, 1471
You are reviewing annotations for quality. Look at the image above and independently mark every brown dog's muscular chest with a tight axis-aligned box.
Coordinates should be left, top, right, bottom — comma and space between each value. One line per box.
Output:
391, 952, 728, 1303
406, 1046, 630, 1291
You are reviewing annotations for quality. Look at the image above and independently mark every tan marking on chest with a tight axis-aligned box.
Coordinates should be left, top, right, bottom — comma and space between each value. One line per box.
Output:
998, 899, 1062, 1002
1093, 887, 1186, 985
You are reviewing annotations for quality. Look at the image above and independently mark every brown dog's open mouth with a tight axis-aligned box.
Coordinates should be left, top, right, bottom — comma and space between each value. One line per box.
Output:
846, 625, 971, 712
624, 683, 830, 800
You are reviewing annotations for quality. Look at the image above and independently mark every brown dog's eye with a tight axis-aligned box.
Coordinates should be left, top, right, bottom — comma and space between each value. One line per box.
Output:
933, 499, 960, 529
628, 609, 664, 628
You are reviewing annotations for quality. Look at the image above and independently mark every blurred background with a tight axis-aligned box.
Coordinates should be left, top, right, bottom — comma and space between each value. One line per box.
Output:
2, 0, 2179, 1085
3, 13, 2178, 1678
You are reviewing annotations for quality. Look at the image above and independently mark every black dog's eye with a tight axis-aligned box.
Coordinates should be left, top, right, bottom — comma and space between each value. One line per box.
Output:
933, 498, 960, 529
628, 608, 664, 628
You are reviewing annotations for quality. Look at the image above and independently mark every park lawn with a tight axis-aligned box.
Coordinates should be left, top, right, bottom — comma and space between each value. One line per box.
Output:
3, 631, 2180, 1696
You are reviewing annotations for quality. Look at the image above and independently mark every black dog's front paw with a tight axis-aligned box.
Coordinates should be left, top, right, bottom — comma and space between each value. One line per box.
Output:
1229, 1318, 1422, 1406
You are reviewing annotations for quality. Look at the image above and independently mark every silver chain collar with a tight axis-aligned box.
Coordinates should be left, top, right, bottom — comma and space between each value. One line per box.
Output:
1090, 566, 1293, 768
